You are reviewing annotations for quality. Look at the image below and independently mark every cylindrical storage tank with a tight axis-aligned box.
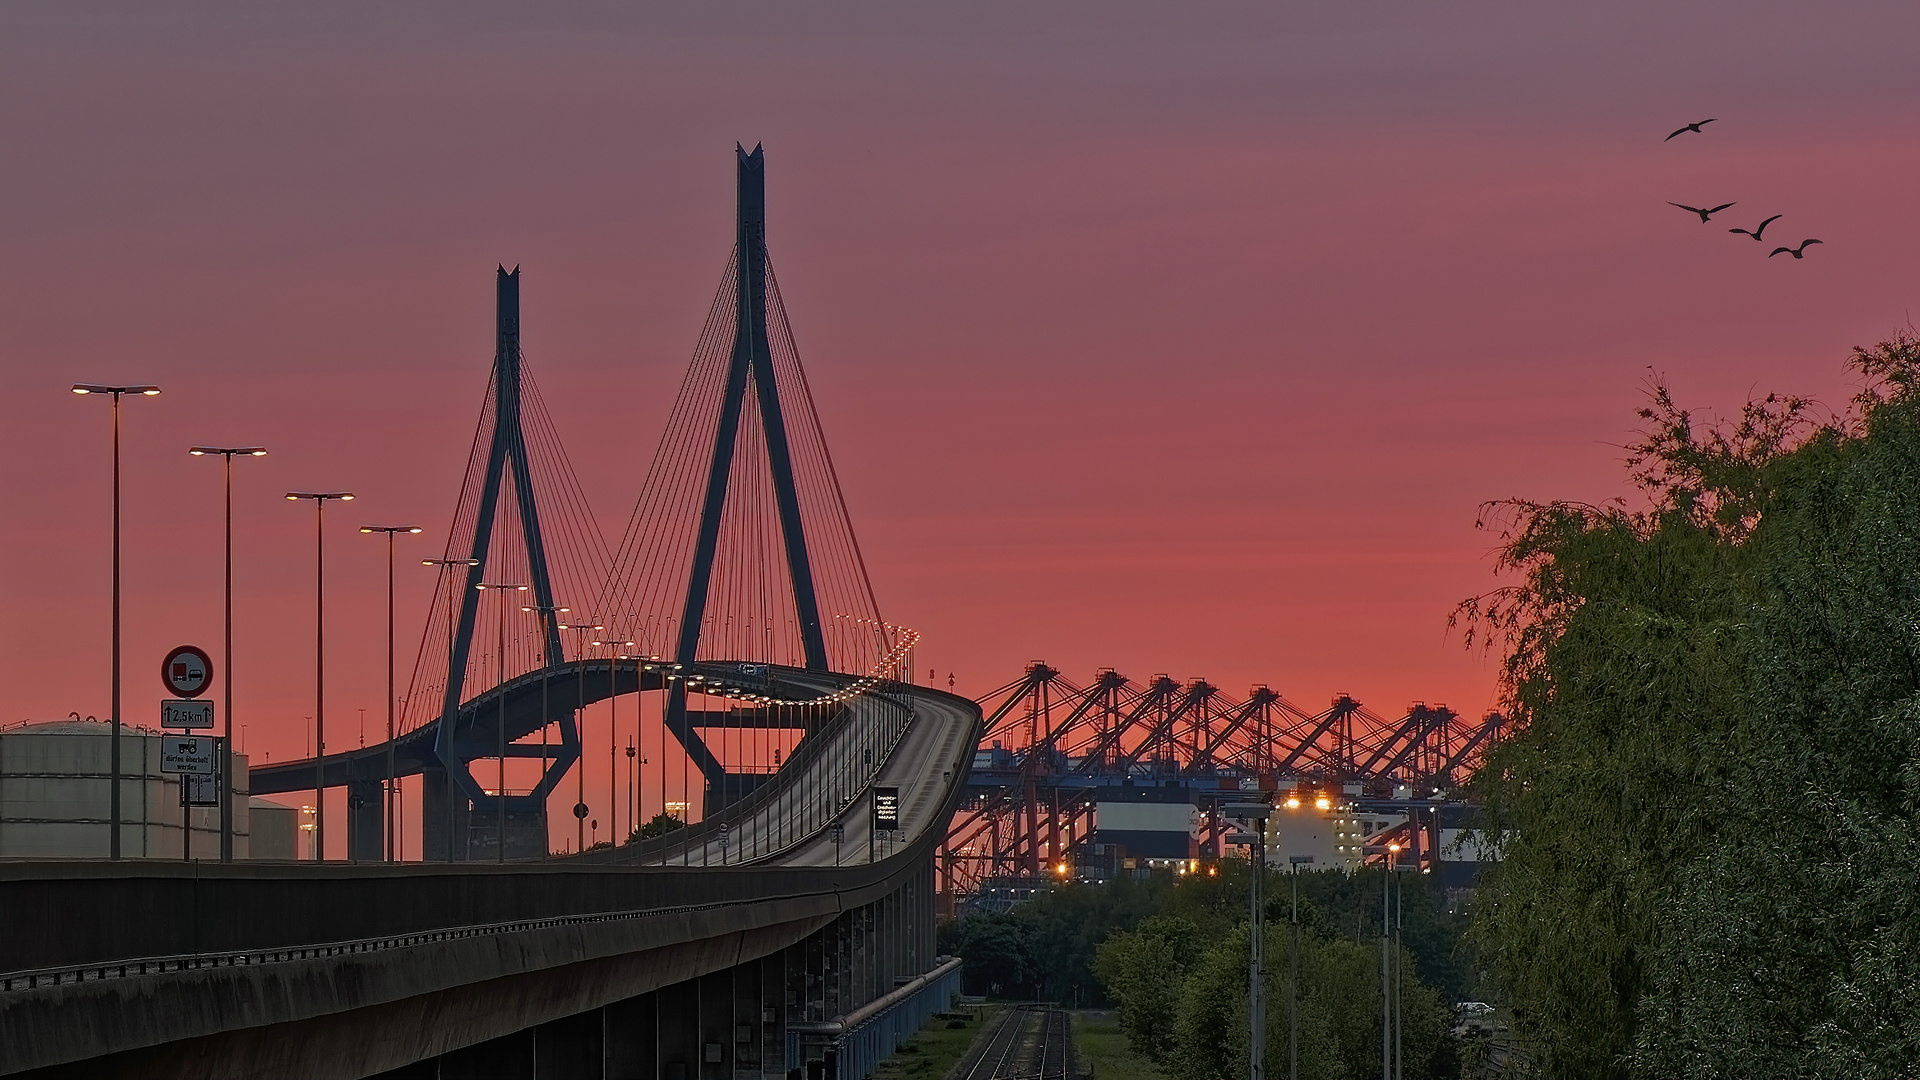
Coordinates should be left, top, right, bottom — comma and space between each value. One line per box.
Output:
0, 718, 256, 858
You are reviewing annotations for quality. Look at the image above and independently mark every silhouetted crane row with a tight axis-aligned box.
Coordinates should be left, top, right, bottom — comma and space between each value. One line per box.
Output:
938, 663, 1502, 896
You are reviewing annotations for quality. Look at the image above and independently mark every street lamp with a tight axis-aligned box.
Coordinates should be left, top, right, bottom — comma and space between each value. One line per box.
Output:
361, 526, 423, 862
476, 582, 527, 862
591, 634, 636, 845
1288, 853, 1315, 1080
73, 384, 160, 859
286, 490, 354, 861
559, 621, 603, 853
1225, 801, 1273, 1080
1394, 861, 1420, 1080
1390, 837, 1405, 1076
423, 557, 480, 861
189, 446, 267, 863
522, 601, 570, 858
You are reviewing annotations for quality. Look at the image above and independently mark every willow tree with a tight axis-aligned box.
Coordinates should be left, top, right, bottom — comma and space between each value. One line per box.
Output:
1458, 336, 1920, 1078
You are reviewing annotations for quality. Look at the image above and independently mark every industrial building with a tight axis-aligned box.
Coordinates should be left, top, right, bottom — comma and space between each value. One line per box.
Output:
0, 717, 295, 858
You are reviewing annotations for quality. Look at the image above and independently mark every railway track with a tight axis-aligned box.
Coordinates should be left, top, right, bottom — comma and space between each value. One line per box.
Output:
952, 1005, 1076, 1080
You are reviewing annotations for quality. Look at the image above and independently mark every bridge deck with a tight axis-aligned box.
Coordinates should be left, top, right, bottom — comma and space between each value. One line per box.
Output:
0, 682, 983, 1080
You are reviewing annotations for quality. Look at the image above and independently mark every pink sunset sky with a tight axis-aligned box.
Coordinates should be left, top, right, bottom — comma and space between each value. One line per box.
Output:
4, 3, 1918, 849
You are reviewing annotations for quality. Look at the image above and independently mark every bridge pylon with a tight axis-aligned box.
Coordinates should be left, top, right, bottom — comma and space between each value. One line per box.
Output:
415, 267, 585, 861
599, 144, 896, 817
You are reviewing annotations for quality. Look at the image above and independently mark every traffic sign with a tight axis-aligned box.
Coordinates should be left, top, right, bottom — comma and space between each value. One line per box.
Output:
872, 786, 900, 832
181, 771, 221, 807
161, 735, 216, 775
161, 698, 214, 730
161, 645, 213, 698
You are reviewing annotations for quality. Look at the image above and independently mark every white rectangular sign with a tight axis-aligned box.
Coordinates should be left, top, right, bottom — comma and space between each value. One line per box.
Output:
180, 771, 221, 806
160, 698, 214, 730
161, 736, 215, 775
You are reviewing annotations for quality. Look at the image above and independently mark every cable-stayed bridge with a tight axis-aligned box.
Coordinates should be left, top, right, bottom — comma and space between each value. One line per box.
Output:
0, 145, 1496, 1080
1, 146, 979, 1080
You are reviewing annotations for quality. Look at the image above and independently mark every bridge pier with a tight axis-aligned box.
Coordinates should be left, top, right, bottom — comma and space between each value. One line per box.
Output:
420, 767, 546, 862
422, 767, 471, 861
347, 763, 384, 862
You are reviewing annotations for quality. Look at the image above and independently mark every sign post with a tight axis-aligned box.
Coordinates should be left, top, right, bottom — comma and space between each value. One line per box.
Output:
871, 786, 900, 864
161, 735, 216, 775
161, 731, 218, 861
159, 646, 213, 860
161, 645, 213, 699
160, 699, 214, 730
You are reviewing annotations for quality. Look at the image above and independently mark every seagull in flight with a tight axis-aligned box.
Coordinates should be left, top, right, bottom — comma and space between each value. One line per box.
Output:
1665, 119, 1718, 141
1769, 239, 1822, 259
1670, 201, 1736, 223
1729, 215, 1782, 242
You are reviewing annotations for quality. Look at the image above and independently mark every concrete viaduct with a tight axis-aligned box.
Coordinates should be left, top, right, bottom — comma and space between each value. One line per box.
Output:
0, 676, 980, 1079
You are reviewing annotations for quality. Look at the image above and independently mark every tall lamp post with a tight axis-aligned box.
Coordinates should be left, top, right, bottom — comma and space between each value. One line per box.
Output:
1288, 853, 1314, 1080
475, 582, 526, 862
1387, 847, 1418, 1080
559, 622, 603, 853
1225, 799, 1273, 1080
591, 634, 636, 845
521, 602, 569, 858
286, 491, 354, 861
72, 384, 161, 860
362, 526, 422, 862
1382, 841, 1399, 1080
423, 557, 479, 859
189, 446, 267, 864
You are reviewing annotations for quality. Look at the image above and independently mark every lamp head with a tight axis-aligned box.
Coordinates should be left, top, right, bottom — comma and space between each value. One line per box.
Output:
73, 384, 161, 396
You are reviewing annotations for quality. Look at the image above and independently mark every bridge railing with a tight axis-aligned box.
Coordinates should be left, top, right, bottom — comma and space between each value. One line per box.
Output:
588, 668, 918, 867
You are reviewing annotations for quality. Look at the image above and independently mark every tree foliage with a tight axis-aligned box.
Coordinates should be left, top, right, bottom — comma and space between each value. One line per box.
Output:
1095, 915, 1204, 1066
626, 811, 685, 846
1458, 335, 1920, 1077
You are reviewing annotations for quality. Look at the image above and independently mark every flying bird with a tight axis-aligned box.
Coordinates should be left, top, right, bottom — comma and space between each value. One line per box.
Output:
1769, 239, 1823, 259
1665, 119, 1718, 141
1670, 201, 1736, 223
1729, 215, 1782, 242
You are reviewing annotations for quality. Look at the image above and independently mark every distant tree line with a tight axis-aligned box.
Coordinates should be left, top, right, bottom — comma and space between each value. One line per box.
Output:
941, 863, 1473, 1079
1457, 335, 1920, 1077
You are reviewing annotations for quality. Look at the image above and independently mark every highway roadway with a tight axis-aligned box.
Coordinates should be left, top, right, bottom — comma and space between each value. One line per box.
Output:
601, 670, 979, 868
0, 675, 983, 1079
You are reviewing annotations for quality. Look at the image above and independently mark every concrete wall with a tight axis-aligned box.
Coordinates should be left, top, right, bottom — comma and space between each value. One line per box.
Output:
0, 721, 252, 859
249, 800, 299, 860
354, 868, 947, 1080
1, 855, 944, 1079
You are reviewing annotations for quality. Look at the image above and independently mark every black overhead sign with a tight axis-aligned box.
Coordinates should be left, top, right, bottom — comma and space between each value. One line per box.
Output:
872, 787, 900, 832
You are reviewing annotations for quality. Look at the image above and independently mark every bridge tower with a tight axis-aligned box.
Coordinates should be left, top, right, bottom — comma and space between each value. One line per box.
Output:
601, 143, 893, 819
415, 268, 583, 861
663, 145, 830, 798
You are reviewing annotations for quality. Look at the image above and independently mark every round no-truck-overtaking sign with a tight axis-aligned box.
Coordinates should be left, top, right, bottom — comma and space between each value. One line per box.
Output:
161, 645, 213, 698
